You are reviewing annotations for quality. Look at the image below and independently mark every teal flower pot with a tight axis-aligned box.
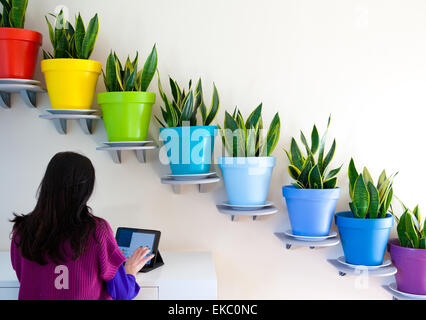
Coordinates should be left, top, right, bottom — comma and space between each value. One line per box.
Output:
160, 126, 217, 175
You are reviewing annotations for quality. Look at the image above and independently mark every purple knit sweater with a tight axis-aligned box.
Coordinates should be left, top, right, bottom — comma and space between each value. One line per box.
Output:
10, 218, 126, 300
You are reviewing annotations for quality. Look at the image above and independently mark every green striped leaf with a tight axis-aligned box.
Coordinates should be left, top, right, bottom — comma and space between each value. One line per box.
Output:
74, 13, 85, 59
288, 165, 301, 180
362, 167, 374, 187
180, 91, 194, 123
377, 170, 387, 189
325, 164, 342, 180
353, 174, 369, 218
140, 44, 157, 91
397, 212, 410, 247
81, 13, 98, 59
308, 165, 323, 189
260, 112, 280, 156
103, 51, 117, 91
348, 158, 358, 200
290, 138, 304, 170
245, 103, 262, 129
300, 131, 312, 157
367, 181, 379, 219
204, 83, 220, 126
321, 139, 336, 174
323, 177, 337, 189
420, 237, 426, 250
405, 212, 420, 248
318, 115, 331, 172
413, 205, 421, 225
311, 125, 319, 154
298, 155, 313, 188
9, 0, 27, 28
349, 202, 359, 218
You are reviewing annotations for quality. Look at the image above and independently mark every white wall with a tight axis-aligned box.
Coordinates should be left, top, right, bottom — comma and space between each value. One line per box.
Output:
1, 0, 425, 299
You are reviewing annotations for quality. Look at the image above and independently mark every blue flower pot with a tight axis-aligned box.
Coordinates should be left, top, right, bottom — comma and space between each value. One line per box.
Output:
335, 211, 394, 266
282, 186, 340, 237
160, 125, 217, 175
218, 157, 276, 205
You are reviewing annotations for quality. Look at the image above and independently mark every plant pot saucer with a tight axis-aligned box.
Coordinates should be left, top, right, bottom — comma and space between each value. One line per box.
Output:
337, 256, 391, 270
164, 172, 217, 181
217, 204, 278, 221
221, 201, 273, 211
386, 283, 426, 300
103, 141, 153, 147
39, 113, 101, 135
284, 229, 337, 242
328, 259, 397, 277
0, 78, 40, 85
161, 175, 220, 194
0, 81, 45, 109
46, 108, 98, 115
275, 232, 340, 250
97, 145, 157, 164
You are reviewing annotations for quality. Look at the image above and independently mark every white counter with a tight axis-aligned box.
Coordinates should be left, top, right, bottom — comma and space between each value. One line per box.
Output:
0, 251, 217, 300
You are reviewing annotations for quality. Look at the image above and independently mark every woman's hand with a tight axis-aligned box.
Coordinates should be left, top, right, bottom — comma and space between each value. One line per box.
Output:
125, 246, 154, 276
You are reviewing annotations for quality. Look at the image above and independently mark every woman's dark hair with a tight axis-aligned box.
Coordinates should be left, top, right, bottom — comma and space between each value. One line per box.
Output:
11, 152, 97, 265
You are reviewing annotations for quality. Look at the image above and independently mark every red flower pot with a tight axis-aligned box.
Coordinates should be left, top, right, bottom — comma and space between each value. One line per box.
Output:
0, 28, 42, 79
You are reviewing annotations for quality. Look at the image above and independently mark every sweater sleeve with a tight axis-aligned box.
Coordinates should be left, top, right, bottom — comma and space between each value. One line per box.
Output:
106, 264, 140, 300
96, 219, 126, 282
10, 234, 21, 281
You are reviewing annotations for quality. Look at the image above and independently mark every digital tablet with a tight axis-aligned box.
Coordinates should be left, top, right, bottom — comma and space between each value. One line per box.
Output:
115, 228, 161, 270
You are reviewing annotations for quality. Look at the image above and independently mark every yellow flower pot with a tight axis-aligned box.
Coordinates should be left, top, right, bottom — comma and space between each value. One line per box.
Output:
41, 59, 102, 110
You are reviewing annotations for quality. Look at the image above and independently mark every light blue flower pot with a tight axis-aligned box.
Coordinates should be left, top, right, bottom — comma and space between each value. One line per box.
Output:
335, 211, 394, 266
160, 125, 217, 175
218, 157, 276, 205
282, 186, 340, 236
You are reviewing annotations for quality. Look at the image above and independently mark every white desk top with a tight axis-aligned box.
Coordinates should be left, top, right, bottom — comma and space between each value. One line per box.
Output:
136, 251, 216, 286
0, 251, 217, 288
0, 252, 18, 287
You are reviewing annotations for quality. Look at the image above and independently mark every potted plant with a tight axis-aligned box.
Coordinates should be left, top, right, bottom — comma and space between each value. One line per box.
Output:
0, 0, 42, 79
157, 76, 220, 175
41, 10, 100, 109
218, 104, 280, 205
282, 117, 341, 236
389, 205, 426, 295
335, 159, 396, 266
97, 47, 157, 142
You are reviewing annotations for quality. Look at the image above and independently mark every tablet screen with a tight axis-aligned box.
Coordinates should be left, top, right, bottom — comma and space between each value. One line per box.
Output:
117, 229, 156, 266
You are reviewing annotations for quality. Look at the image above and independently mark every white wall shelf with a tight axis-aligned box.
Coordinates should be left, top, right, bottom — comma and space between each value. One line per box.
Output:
161, 175, 220, 194
327, 258, 397, 277
274, 232, 340, 250
97, 145, 158, 164
383, 284, 426, 300
39, 114, 101, 135
0, 81, 45, 109
216, 204, 278, 221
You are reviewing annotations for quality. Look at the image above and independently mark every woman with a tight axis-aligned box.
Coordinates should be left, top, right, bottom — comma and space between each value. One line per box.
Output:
10, 152, 153, 300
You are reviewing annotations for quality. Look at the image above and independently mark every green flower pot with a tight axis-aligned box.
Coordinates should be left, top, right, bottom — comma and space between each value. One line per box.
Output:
98, 92, 155, 141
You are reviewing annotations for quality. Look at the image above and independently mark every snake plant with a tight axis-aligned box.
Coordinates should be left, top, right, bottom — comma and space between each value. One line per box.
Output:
43, 9, 99, 59
0, 0, 28, 28
348, 158, 397, 219
102, 46, 157, 92
219, 104, 281, 157
285, 116, 341, 189
395, 205, 426, 249
155, 76, 220, 127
